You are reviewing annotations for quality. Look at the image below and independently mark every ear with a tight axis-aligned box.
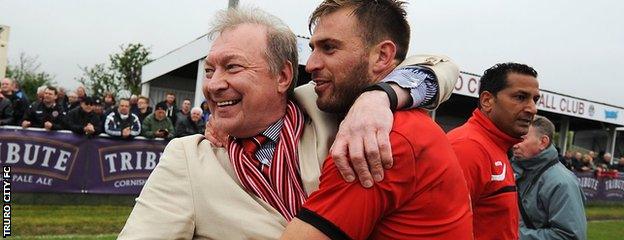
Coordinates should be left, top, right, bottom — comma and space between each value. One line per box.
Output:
370, 40, 397, 74
479, 91, 495, 113
276, 60, 294, 94
539, 135, 550, 150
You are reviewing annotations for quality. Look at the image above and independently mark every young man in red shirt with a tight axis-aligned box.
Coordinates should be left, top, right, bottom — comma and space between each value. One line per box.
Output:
281, 1, 472, 239
447, 63, 541, 239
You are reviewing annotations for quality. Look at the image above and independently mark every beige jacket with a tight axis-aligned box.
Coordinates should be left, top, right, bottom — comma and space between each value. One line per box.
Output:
118, 55, 459, 239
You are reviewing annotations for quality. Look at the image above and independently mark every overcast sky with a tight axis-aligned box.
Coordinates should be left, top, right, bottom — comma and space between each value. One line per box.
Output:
2, 0, 623, 107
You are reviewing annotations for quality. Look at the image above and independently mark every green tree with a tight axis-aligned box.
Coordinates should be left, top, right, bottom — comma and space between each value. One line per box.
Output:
76, 63, 119, 99
6, 52, 56, 101
77, 43, 152, 99
110, 43, 152, 95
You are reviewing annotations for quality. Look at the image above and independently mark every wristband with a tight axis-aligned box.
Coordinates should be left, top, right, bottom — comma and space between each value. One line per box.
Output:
362, 82, 398, 112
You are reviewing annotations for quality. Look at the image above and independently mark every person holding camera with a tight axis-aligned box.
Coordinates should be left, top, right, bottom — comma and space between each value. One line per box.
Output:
141, 102, 174, 139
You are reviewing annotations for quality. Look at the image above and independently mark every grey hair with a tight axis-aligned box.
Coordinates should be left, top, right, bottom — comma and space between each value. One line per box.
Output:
37, 85, 48, 94
191, 106, 203, 115
208, 7, 299, 98
531, 115, 555, 146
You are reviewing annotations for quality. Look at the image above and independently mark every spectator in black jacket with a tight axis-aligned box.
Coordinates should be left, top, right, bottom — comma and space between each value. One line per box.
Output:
21, 86, 66, 130
175, 106, 205, 137
57, 87, 68, 109
133, 95, 152, 123
66, 91, 80, 111
560, 150, 575, 171
64, 97, 101, 136
175, 98, 192, 125
92, 98, 106, 130
157, 92, 178, 125
1, 78, 28, 125
0, 92, 14, 125
103, 92, 116, 113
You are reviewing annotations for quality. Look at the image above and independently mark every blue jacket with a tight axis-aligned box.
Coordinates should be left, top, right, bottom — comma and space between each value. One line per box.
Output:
512, 145, 587, 240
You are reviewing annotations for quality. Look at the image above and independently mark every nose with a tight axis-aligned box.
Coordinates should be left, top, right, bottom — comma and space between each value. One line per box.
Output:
526, 98, 538, 115
203, 69, 228, 99
305, 50, 323, 74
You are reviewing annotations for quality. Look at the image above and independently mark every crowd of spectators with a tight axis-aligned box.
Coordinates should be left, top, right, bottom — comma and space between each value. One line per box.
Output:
559, 148, 624, 174
0, 77, 209, 140
3, 77, 622, 167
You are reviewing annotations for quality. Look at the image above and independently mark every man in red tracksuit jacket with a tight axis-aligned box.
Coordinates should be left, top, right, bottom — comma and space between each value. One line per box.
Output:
447, 63, 540, 240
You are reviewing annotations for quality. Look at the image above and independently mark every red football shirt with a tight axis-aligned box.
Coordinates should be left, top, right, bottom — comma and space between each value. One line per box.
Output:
447, 109, 521, 240
299, 109, 473, 240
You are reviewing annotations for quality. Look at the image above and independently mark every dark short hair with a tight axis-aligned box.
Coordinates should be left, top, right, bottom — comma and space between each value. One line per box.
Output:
478, 62, 538, 97
531, 115, 555, 146
309, 0, 410, 61
119, 98, 130, 104
46, 86, 58, 95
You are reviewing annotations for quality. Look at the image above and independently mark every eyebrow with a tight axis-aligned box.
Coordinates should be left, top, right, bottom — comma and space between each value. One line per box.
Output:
514, 89, 539, 96
206, 52, 247, 66
309, 37, 341, 48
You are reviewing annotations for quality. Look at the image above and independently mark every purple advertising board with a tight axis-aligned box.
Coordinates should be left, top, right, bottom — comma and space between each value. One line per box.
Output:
1, 127, 624, 201
575, 171, 624, 202
0, 128, 86, 193
85, 137, 165, 194
0, 127, 166, 195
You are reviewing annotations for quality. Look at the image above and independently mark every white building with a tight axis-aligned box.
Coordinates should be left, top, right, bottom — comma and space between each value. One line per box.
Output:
141, 34, 624, 158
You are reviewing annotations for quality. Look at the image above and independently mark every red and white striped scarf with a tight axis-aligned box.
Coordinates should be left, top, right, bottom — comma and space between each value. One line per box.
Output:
228, 101, 307, 220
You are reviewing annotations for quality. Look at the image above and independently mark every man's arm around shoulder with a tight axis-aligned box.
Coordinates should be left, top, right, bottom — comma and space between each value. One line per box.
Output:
282, 132, 416, 240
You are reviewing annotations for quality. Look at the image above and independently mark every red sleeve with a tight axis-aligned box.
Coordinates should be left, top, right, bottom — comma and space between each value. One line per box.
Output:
450, 139, 490, 201
298, 131, 416, 239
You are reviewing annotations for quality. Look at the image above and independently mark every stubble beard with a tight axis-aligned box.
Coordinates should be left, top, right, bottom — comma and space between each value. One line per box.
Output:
317, 59, 372, 114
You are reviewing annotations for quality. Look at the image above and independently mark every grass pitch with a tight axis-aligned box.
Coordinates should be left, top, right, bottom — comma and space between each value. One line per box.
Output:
10, 203, 624, 239
12, 205, 132, 237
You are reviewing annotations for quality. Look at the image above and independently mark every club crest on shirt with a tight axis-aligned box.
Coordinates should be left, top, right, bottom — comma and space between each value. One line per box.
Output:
491, 160, 507, 181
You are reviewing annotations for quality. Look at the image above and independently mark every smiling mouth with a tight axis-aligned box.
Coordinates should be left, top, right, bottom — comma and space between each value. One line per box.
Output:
216, 99, 241, 107
313, 80, 331, 92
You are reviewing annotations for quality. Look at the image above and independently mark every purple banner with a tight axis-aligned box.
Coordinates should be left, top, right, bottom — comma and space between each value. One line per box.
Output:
0, 127, 166, 195
86, 137, 164, 194
2, 126, 624, 201
0, 128, 86, 193
575, 171, 624, 202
